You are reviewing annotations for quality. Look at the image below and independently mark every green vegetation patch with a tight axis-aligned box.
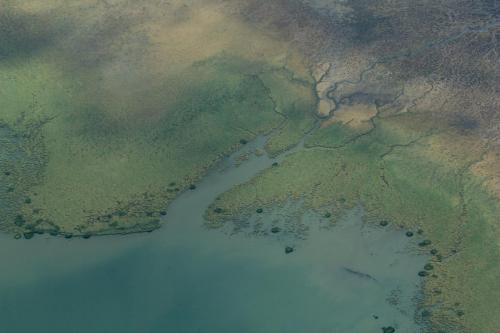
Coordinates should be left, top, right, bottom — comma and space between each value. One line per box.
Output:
0, 54, 316, 236
258, 70, 317, 156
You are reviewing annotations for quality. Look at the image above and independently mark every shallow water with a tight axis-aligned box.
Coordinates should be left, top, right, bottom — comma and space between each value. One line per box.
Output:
0, 137, 427, 333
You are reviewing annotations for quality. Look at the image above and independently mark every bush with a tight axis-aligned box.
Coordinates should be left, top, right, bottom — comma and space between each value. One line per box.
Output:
418, 239, 431, 247
14, 214, 25, 226
23, 231, 34, 239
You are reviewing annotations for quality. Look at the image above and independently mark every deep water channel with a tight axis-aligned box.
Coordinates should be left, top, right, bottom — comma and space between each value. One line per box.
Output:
0, 137, 427, 333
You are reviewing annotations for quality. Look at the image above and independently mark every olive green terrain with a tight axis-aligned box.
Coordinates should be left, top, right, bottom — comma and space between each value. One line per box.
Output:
0, 1, 317, 237
0, 55, 317, 236
1, 0, 499, 332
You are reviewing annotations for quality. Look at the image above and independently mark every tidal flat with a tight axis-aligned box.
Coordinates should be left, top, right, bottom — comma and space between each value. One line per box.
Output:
1, 1, 499, 332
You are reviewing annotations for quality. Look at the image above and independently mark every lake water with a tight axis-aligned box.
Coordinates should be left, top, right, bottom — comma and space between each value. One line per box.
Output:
0, 137, 427, 333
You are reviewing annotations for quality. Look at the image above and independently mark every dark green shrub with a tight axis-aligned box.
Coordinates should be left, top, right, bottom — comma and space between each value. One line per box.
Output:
23, 231, 34, 239
418, 239, 431, 247
418, 271, 428, 277
14, 214, 25, 226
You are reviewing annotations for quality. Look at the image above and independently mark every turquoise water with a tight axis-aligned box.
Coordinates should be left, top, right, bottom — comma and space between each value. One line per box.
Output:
0, 138, 427, 333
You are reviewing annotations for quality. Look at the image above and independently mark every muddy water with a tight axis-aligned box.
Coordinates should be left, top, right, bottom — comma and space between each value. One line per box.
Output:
0, 137, 427, 333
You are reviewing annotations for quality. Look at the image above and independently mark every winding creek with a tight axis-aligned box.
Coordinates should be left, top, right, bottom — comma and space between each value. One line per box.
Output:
0, 136, 428, 333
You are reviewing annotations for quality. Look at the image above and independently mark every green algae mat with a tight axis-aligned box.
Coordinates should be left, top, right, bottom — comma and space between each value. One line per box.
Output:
1, 1, 499, 332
